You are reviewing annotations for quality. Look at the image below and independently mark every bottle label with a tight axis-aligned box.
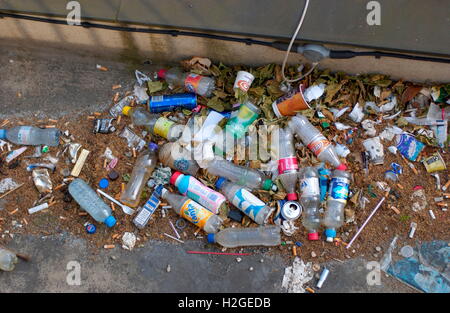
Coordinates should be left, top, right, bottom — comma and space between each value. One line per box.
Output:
185, 178, 225, 214
307, 136, 331, 157
17, 126, 32, 144
328, 177, 350, 204
300, 177, 320, 197
154, 117, 175, 139
278, 157, 299, 174
226, 104, 259, 138
180, 199, 214, 229
184, 74, 202, 93
232, 189, 265, 221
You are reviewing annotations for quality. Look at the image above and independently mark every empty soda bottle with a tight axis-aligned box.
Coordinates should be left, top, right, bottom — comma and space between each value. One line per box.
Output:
158, 142, 200, 176
0, 248, 18, 271
68, 178, 117, 227
121, 143, 158, 208
122, 106, 184, 141
206, 158, 276, 192
170, 171, 226, 214
323, 164, 350, 242
299, 167, 321, 240
158, 68, 215, 97
0, 126, 61, 146
288, 114, 341, 168
276, 127, 299, 200
161, 188, 223, 233
207, 225, 281, 248
215, 177, 275, 225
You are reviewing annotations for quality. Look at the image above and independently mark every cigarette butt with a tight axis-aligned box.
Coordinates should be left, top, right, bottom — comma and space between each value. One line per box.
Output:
45, 125, 56, 128
48, 201, 57, 207
111, 202, 116, 211
436, 202, 448, 207
132, 148, 137, 158
103, 159, 108, 168
443, 193, 450, 197
97, 65, 108, 71
112, 234, 120, 239
117, 115, 122, 124
104, 244, 115, 249
121, 183, 125, 193
160, 202, 168, 206
429, 210, 436, 219
93, 112, 102, 116
390, 206, 401, 214
396, 184, 404, 190
113, 92, 120, 102
9, 208, 18, 215
384, 190, 390, 197
60, 216, 66, 220
54, 183, 66, 191
22, 218, 28, 225
49, 196, 55, 203
411, 166, 418, 175
305, 287, 315, 293
194, 228, 201, 236
48, 119, 58, 123
87, 116, 96, 120
443, 180, 450, 191
292, 246, 297, 256
112, 84, 122, 90
78, 212, 88, 216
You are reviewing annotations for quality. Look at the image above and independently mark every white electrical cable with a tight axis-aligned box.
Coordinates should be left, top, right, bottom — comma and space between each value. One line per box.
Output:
281, 0, 317, 83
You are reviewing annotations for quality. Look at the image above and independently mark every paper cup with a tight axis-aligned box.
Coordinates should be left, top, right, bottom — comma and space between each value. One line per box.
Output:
233, 71, 255, 92
422, 152, 447, 173
272, 84, 310, 117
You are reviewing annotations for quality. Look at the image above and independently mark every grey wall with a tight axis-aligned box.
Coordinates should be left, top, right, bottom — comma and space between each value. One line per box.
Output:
1, 0, 449, 56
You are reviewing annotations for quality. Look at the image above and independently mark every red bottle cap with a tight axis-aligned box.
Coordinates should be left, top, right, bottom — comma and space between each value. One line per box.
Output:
413, 185, 424, 191
157, 69, 168, 79
336, 164, 347, 171
286, 193, 298, 201
308, 232, 319, 241
170, 171, 183, 186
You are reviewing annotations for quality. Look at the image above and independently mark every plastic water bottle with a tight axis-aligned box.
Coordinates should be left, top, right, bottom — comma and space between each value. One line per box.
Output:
288, 114, 341, 168
206, 159, 276, 191
161, 188, 223, 233
276, 127, 299, 200
323, 164, 350, 242
122, 106, 184, 141
299, 167, 321, 240
158, 68, 215, 97
68, 178, 116, 227
207, 226, 281, 248
170, 171, 226, 214
0, 126, 60, 146
121, 143, 158, 208
0, 248, 18, 271
215, 177, 275, 225
158, 142, 200, 176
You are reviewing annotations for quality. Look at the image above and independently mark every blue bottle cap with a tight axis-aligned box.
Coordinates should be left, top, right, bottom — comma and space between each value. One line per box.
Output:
215, 177, 226, 189
324, 229, 336, 242
104, 216, 117, 228
85, 224, 96, 234
99, 178, 109, 189
0, 129, 6, 140
207, 233, 216, 243
148, 142, 158, 151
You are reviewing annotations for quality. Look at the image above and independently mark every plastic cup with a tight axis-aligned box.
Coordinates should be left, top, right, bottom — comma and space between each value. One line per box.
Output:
272, 84, 310, 117
233, 71, 255, 92
422, 152, 446, 173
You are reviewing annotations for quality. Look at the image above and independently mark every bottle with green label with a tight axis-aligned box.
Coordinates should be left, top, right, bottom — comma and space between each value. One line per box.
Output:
225, 101, 260, 139
122, 106, 184, 141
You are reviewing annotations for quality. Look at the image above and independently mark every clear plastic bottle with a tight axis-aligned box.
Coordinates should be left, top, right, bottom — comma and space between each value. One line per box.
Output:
170, 171, 226, 214
0, 126, 61, 146
288, 114, 341, 168
207, 226, 281, 248
158, 68, 215, 97
0, 248, 18, 271
323, 164, 350, 242
121, 143, 159, 208
68, 178, 116, 227
161, 188, 223, 233
299, 167, 321, 240
158, 142, 200, 176
215, 177, 275, 225
206, 159, 276, 192
122, 106, 183, 141
276, 127, 299, 200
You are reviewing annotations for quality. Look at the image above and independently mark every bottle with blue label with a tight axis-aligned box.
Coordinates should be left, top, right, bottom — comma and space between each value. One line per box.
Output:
323, 164, 350, 242
0, 126, 61, 146
215, 177, 275, 225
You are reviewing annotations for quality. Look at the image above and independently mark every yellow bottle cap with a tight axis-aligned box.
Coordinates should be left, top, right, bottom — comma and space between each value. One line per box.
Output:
122, 106, 132, 116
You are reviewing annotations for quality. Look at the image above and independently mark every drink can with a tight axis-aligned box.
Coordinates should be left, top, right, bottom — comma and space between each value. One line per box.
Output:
148, 93, 197, 113
281, 201, 302, 221
233, 71, 255, 92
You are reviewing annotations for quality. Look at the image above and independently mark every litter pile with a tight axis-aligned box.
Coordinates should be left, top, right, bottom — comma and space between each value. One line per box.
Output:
0, 57, 449, 279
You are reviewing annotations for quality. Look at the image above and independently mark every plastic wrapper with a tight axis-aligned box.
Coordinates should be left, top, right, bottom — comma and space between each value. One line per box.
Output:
32, 169, 53, 193
119, 127, 146, 152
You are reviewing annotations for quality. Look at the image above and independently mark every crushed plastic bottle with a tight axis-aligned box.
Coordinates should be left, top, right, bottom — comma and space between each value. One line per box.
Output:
207, 225, 281, 248
215, 177, 275, 225
288, 114, 341, 168
206, 158, 276, 191
158, 142, 200, 176
158, 68, 215, 97
276, 127, 299, 200
323, 164, 350, 242
161, 188, 222, 233
68, 178, 117, 227
122, 106, 184, 141
0, 248, 18, 271
299, 167, 321, 240
0, 126, 61, 147
121, 143, 158, 208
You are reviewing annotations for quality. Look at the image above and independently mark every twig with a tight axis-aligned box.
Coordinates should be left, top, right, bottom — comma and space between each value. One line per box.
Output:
0, 183, 25, 200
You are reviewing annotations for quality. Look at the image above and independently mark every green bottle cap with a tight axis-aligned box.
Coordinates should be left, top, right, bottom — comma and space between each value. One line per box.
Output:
42, 146, 49, 153
262, 179, 273, 191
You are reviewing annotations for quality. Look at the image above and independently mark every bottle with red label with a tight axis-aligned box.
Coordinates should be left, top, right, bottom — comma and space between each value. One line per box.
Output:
157, 68, 215, 97
288, 114, 342, 168
276, 127, 299, 200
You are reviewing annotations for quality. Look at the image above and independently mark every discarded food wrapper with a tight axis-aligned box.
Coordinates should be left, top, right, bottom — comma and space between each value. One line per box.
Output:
0, 139, 7, 151
0, 248, 18, 271
106, 158, 119, 171
335, 143, 350, 158
133, 84, 149, 104
303, 83, 326, 102
384, 170, 398, 182
121, 232, 137, 251
135, 70, 151, 86
411, 186, 427, 212
330, 107, 350, 120
379, 95, 397, 113
5, 147, 27, 164
0, 178, 20, 194
362, 136, 384, 165
395, 134, 425, 162
379, 126, 404, 141
422, 152, 446, 173
281, 219, 299, 236
348, 103, 365, 123
93, 118, 116, 134
148, 167, 172, 188
387, 146, 398, 154
110, 95, 134, 117
32, 169, 52, 193
103, 147, 115, 160
361, 119, 377, 137
334, 122, 351, 130
69, 143, 82, 164
119, 127, 146, 152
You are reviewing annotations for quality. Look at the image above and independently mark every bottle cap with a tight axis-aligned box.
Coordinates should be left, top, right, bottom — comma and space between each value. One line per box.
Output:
122, 106, 132, 116
286, 193, 298, 201
262, 179, 273, 191
207, 233, 216, 243
336, 164, 347, 171
108, 170, 119, 181
157, 69, 168, 79
413, 185, 424, 191
0, 129, 6, 139
324, 229, 336, 242
85, 224, 97, 234
215, 177, 226, 189
170, 171, 183, 186
99, 178, 109, 189
104, 216, 117, 228
308, 232, 319, 241
148, 142, 159, 151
